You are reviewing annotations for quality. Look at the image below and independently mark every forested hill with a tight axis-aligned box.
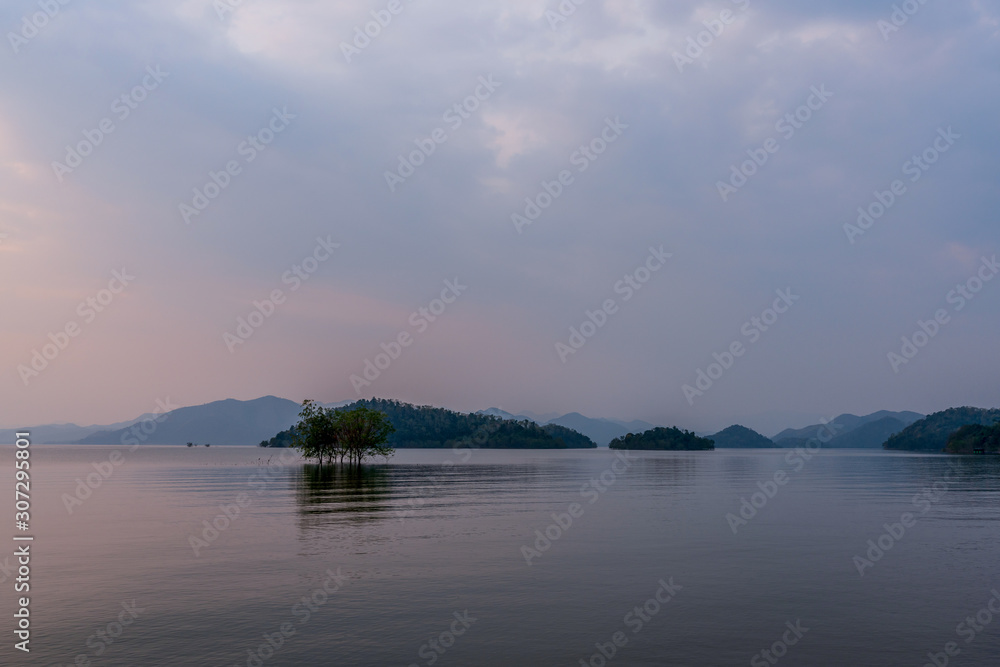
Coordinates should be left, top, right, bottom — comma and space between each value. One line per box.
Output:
946, 423, 1000, 454
883, 407, 1000, 452
709, 425, 774, 448
608, 427, 714, 451
261, 398, 597, 449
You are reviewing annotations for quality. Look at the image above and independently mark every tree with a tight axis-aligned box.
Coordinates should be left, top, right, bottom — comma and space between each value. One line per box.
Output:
337, 405, 396, 465
291, 400, 343, 464
291, 400, 395, 465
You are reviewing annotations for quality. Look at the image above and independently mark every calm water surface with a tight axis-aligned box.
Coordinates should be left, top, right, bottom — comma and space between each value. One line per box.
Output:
3, 446, 999, 666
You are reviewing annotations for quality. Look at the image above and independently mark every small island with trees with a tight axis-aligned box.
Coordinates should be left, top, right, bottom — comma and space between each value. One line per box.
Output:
608, 427, 714, 451
884, 407, 1000, 453
261, 398, 597, 451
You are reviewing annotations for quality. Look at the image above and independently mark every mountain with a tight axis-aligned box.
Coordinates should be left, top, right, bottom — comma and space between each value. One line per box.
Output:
542, 423, 597, 449
476, 408, 532, 421
476, 409, 656, 447
710, 425, 775, 448
884, 407, 1000, 452
75, 396, 302, 446
0, 413, 160, 445
823, 416, 907, 449
608, 418, 659, 433
946, 423, 1000, 454
609, 427, 714, 451
518, 410, 562, 423
772, 411, 924, 447
263, 399, 594, 449
546, 413, 656, 447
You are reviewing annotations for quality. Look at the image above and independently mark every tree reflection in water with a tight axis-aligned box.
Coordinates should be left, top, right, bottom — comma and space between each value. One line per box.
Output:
295, 464, 393, 529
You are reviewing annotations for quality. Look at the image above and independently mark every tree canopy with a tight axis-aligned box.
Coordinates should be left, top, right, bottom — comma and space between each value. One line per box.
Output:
261, 398, 596, 449
609, 426, 714, 451
945, 421, 1000, 454
291, 400, 395, 465
884, 407, 1000, 452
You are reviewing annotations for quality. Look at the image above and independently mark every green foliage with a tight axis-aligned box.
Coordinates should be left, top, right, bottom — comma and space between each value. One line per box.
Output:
290, 400, 395, 465
884, 407, 1000, 452
945, 422, 1000, 454
291, 400, 341, 463
609, 426, 714, 451
542, 423, 597, 449
264, 398, 596, 450
710, 425, 774, 448
336, 405, 396, 464
260, 428, 296, 448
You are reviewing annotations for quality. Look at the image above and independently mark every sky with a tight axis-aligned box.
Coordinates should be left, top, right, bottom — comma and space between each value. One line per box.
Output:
1, 0, 998, 435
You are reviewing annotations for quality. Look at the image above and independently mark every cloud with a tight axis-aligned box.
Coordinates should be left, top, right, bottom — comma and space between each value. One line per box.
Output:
1, 0, 998, 431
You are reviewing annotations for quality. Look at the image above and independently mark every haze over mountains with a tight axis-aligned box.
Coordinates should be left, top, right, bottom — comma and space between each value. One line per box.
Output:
0, 397, 341, 447
0, 397, 958, 451
476, 408, 656, 447
771, 411, 925, 449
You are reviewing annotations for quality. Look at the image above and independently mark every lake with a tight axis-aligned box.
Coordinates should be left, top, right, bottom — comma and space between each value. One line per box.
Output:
3, 446, 1000, 666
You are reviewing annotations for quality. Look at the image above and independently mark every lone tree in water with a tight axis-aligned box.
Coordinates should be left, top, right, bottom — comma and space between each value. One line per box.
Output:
292, 400, 395, 465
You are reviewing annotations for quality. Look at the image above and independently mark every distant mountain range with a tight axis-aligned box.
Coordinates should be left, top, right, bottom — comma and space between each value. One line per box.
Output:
0, 414, 159, 445
476, 408, 655, 447
885, 407, 1000, 453
74, 396, 306, 446
8, 398, 997, 453
772, 411, 924, 449
265, 399, 596, 450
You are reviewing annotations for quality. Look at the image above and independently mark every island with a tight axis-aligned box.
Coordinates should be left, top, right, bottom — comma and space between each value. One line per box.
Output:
260, 398, 597, 450
608, 427, 714, 451
884, 407, 1000, 452
709, 425, 774, 448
